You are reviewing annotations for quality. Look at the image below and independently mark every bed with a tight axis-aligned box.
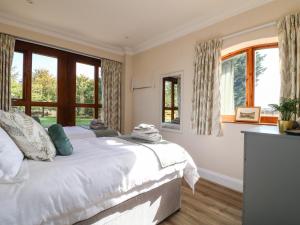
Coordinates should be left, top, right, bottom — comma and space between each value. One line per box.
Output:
0, 127, 199, 225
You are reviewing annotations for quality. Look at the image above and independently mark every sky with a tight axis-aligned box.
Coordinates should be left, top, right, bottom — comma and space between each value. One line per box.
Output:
12, 52, 97, 81
254, 48, 280, 109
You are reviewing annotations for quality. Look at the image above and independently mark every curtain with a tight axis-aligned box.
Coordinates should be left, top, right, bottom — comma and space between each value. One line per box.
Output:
0, 33, 15, 111
102, 59, 122, 131
220, 59, 235, 115
277, 12, 300, 101
191, 39, 222, 136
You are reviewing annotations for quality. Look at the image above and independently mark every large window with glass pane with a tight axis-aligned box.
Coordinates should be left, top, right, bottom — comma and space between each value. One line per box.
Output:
220, 43, 280, 124
11, 40, 102, 127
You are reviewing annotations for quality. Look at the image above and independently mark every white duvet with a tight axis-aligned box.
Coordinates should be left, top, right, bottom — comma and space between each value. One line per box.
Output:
0, 128, 199, 225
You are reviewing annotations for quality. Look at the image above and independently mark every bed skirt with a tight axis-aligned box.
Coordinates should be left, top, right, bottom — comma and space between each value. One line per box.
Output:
75, 178, 181, 225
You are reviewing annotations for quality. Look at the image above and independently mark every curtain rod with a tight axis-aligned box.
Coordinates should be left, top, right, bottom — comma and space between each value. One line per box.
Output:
222, 21, 276, 41
14, 36, 122, 64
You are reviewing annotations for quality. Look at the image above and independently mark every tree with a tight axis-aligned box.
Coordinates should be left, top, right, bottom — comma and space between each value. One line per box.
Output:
11, 66, 23, 99
32, 69, 56, 102
255, 52, 267, 85
76, 74, 94, 117
32, 69, 57, 116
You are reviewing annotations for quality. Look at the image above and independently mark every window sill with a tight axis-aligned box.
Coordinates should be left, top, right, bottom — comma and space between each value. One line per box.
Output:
222, 121, 277, 126
222, 115, 278, 126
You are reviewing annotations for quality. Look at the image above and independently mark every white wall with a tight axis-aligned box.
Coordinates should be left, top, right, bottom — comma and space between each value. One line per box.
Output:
132, 0, 300, 190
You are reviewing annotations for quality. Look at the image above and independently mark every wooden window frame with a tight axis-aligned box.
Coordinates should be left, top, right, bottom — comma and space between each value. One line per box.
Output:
221, 43, 279, 125
162, 77, 178, 123
12, 40, 102, 126
74, 57, 101, 125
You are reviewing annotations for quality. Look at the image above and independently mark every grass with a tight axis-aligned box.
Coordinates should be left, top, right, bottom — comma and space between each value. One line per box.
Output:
39, 116, 92, 127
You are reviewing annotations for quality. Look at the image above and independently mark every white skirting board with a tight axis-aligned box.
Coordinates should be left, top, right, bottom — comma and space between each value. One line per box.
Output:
198, 167, 243, 192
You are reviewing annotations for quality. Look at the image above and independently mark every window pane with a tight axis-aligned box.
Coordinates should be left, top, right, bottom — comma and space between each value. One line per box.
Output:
221, 53, 247, 115
12, 106, 25, 113
164, 110, 171, 123
76, 63, 95, 104
31, 107, 57, 127
255, 48, 280, 116
32, 54, 58, 102
11, 52, 24, 99
174, 110, 179, 120
164, 81, 172, 107
76, 107, 94, 125
174, 83, 178, 107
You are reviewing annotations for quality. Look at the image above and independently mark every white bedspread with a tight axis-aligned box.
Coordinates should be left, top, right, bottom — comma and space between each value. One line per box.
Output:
0, 128, 199, 225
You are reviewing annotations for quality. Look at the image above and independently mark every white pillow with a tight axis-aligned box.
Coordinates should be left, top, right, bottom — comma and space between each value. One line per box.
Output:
0, 127, 24, 180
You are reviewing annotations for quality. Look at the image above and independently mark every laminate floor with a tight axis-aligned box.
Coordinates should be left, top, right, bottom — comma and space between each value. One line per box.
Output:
161, 179, 243, 225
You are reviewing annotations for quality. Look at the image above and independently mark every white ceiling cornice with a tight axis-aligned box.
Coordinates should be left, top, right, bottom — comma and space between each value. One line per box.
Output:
0, 0, 273, 56
131, 0, 274, 54
0, 11, 125, 55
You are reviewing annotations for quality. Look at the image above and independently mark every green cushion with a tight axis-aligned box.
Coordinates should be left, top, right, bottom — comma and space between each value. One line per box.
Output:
48, 124, 73, 156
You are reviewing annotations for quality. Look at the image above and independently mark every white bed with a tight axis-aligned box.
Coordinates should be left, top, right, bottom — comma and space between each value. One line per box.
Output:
0, 127, 199, 225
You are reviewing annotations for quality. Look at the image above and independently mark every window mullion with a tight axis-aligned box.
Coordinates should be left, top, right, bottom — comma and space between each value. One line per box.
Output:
25, 50, 32, 115
94, 65, 99, 119
246, 48, 254, 107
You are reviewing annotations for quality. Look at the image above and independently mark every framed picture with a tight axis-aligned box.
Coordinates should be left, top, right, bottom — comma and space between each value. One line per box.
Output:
235, 107, 261, 123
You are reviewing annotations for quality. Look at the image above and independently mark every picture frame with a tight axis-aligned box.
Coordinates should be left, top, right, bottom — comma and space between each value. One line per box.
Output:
235, 107, 261, 123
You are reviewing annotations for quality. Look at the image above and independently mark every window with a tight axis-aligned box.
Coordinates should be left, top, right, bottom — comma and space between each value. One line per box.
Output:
11, 40, 102, 127
32, 53, 58, 102
11, 52, 24, 99
221, 43, 279, 124
161, 72, 182, 130
75, 62, 101, 126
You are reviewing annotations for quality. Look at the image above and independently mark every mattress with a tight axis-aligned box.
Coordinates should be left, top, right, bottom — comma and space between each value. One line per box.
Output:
0, 127, 199, 225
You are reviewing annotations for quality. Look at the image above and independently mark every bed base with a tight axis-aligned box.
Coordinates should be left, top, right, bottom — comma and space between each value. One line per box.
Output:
75, 178, 181, 225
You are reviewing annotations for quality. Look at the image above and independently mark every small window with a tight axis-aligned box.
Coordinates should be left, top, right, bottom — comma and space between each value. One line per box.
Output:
161, 72, 182, 130
11, 52, 24, 99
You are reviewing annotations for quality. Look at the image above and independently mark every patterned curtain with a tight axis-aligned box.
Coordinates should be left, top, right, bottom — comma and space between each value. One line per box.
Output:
102, 59, 122, 131
278, 12, 300, 101
191, 39, 222, 136
0, 33, 15, 111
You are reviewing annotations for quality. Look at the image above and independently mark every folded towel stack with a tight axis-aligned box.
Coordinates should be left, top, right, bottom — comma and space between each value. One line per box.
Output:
90, 119, 107, 130
131, 123, 162, 143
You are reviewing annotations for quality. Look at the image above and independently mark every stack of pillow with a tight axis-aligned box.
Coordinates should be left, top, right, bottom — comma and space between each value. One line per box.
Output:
0, 110, 73, 183
131, 123, 162, 143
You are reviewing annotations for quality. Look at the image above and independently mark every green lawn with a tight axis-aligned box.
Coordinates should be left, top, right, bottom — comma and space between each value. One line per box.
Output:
39, 116, 92, 127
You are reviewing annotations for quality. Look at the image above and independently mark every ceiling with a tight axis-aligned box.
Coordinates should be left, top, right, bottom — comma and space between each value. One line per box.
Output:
0, 0, 273, 55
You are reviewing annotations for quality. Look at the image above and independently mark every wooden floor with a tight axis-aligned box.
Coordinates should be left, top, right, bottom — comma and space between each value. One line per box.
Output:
161, 179, 243, 225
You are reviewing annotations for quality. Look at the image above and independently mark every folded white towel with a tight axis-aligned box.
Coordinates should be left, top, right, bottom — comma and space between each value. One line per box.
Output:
131, 132, 162, 143
133, 127, 159, 134
134, 123, 155, 130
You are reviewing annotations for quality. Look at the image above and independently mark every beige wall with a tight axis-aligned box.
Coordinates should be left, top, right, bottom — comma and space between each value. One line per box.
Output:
132, 0, 300, 180
121, 55, 133, 133
0, 22, 124, 63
